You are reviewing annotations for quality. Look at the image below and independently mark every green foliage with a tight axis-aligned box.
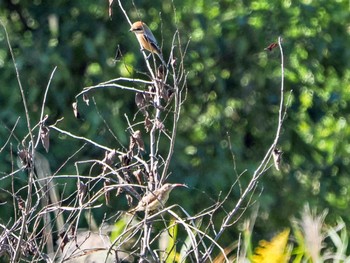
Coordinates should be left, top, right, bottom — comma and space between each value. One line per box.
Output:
241, 206, 350, 262
110, 216, 129, 242
0, 0, 350, 257
161, 218, 179, 262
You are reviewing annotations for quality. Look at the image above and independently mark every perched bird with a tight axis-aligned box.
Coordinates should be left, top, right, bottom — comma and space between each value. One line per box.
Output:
128, 183, 187, 213
129, 21, 168, 68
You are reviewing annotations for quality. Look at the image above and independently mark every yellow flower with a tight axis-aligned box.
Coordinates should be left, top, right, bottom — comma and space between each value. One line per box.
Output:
251, 229, 290, 263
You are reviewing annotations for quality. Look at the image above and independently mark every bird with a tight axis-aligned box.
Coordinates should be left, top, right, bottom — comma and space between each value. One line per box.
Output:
128, 183, 187, 213
129, 21, 168, 68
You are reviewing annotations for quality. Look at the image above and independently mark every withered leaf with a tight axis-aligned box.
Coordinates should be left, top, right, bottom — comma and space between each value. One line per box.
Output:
119, 153, 131, 166
132, 130, 145, 152
135, 92, 145, 109
18, 149, 33, 168
171, 56, 177, 67
264, 42, 278, 51
129, 135, 136, 152
147, 85, 156, 101
144, 116, 152, 132
109, 0, 114, 18
114, 45, 122, 61
105, 150, 116, 165
77, 181, 87, 206
160, 86, 168, 102
157, 65, 165, 77
272, 148, 283, 171
83, 93, 89, 106
132, 169, 143, 185
167, 88, 175, 101
135, 92, 147, 116
17, 196, 25, 212
59, 230, 69, 252
155, 119, 165, 130
72, 102, 80, 119
40, 125, 50, 153
126, 194, 133, 207
102, 150, 116, 173
116, 186, 123, 197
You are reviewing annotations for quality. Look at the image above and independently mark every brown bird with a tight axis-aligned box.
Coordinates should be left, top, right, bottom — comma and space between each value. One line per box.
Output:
128, 183, 187, 213
129, 21, 168, 68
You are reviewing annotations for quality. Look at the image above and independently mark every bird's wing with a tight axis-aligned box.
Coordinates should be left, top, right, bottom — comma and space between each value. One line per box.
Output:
144, 33, 161, 54
141, 190, 157, 204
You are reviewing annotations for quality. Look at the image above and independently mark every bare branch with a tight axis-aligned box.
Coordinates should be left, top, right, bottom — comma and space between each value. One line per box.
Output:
199, 36, 289, 262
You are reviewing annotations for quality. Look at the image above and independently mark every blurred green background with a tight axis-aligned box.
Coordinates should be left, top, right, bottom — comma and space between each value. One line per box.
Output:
0, 0, 349, 249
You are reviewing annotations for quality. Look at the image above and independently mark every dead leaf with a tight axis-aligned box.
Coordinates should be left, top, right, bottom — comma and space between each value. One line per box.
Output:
132, 169, 143, 185
72, 102, 80, 119
102, 150, 116, 173
18, 149, 33, 168
40, 125, 50, 152
114, 45, 122, 61
119, 153, 131, 166
116, 186, 123, 197
264, 42, 278, 51
171, 56, 177, 67
273, 148, 283, 171
144, 116, 152, 132
132, 130, 145, 152
77, 181, 87, 206
109, 0, 114, 18
59, 230, 69, 252
155, 119, 164, 130
126, 194, 133, 207
17, 196, 25, 212
83, 93, 90, 106
135, 92, 147, 116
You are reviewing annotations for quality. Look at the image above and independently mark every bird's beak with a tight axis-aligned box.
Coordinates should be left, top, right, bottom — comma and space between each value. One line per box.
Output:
175, 183, 188, 188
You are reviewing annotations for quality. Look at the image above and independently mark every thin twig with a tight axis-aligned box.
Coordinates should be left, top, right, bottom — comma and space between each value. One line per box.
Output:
35, 66, 57, 148
1, 19, 37, 262
160, 30, 183, 183
75, 81, 155, 99
0, 117, 20, 153
200, 36, 288, 262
